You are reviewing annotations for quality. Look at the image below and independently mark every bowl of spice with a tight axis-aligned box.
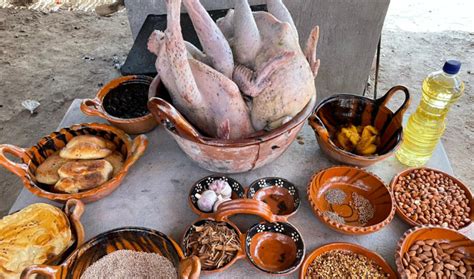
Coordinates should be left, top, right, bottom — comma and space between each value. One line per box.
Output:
309, 85, 410, 167
307, 166, 396, 234
81, 75, 160, 134
21, 227, 201, 279
391, 167, 473, 231
396, 226, 474, 278
300, 242, 396, 278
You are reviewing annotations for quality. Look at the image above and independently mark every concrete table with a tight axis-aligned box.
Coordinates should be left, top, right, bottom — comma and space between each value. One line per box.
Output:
10, 100, 460, 278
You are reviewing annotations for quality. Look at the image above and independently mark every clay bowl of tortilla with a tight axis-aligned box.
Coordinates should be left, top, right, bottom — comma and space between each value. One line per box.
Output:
245, 221, 305, 275
390, 167, 474, 232
247, 177, 301, 221
22, 227, 201, 279
188, 175, 245, 218
299, 242, 397, 279
81, 75, 159, 134
0, 123, 148, 203
309, 85, 410, 167
307, 166, 396, 235
395, 226, 474, 278
147, 75, 317, 173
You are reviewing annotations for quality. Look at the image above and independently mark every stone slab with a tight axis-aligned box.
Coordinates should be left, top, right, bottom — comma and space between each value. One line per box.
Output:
10, 99, 463, 278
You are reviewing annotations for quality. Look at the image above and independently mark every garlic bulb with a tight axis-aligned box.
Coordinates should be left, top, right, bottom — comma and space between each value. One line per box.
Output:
209, 180, 232, 198
213, 196, 231, 212
196, 190, 217, 212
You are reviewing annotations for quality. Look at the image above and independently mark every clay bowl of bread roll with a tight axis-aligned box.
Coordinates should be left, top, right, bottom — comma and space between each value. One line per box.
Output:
0, 199, 84, 279
0, 123, 148, 203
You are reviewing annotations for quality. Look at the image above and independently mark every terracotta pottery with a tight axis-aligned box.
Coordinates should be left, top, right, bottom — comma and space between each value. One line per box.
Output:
299, 242, 397, 279
188, 175, 245, 218
0, 123, 148, 203
247, 177, 301, 221
307, 166, 396, 234
309, 85, 410, 167
395, 226, 474, 278
81, 75, 159, 134
21, 227, 201, 279
147, 75, 317, 173
182, 198, 303, 275
390, 167, 474, 232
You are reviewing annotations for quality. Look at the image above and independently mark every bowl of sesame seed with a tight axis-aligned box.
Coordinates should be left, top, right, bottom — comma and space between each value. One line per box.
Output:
307, 166, 396, 234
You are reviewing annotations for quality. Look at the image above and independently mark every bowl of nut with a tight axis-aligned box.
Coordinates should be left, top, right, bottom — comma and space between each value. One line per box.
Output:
391, 167, 473, 231
309, 85, 410, 167
300, 242, 397, 278
396, 226, 474, 278
307, 166, 396, 234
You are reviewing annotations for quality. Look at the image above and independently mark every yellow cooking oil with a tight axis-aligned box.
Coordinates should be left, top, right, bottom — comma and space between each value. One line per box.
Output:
396, 60, 464, 167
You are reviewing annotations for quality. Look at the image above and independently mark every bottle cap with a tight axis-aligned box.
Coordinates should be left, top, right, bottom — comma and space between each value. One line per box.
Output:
442, 60, 461, 74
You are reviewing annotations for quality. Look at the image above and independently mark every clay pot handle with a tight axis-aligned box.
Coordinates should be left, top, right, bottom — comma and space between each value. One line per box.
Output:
308, 115, 329, 141
377, 85, 411, 123
215, 199, 276, 223
64, 199, 85, 247
80, 98, 107, 118
0, 144, 28, 178
121, 135, 148, 173
179, 256, 201, 279
21, 264, 61, 279
147, 97, 203, 143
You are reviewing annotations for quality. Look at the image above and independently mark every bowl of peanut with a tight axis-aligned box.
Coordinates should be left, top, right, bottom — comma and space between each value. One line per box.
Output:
390, 167, 473, 231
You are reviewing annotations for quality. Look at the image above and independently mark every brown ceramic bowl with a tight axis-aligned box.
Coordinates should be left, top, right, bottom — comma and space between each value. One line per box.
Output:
390, 167, 474, 232
247, 177, 301, 221
0, 123, 148, 203
309, 85, 410, 167
395, 226, 474, 278
307, 166, 396, 234
299, 242, 397, 278
81, 75, 159, 134
22, 227, 201, 279
148, 75, 317, 173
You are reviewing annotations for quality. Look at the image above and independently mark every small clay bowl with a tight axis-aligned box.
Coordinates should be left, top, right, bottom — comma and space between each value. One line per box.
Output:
246, 221, 305, 275
309, 85, 410, 167
188, 175, 245, 217
247, 177, 300, 221
390, 167, 474, 232
0, 123, 148, 203
307, 166, 396, 234
300, 242, 397, 278
395, 226, 474, 278
22, 227, 201, 279
182, 219, 245, 274
81, 75, 159, 134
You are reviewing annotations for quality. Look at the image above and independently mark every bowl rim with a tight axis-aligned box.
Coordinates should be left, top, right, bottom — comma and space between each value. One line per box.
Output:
312, 93, 404, 160
389, 166, 474, 230
394, 225, 472, 278
299, 242, 397, 279
307, 165, 396, 234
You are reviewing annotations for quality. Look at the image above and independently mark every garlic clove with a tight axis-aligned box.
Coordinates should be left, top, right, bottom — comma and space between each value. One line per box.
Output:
220, 184, 232, 199
196, 190, 217, 212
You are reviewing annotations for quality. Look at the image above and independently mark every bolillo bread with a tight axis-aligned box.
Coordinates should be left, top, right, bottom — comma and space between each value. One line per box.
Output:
35, 153, 70, 185
0, 203, 73, 279
54, 159, 113, 193
59, 135, 116, 160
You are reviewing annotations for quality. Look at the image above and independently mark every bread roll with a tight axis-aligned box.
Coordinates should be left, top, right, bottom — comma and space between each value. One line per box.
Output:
59, 135, 115, 160
104, 151, 124, 177
0, 204, 73, 279
55, 159, 113, 193
35, 153, 70, 185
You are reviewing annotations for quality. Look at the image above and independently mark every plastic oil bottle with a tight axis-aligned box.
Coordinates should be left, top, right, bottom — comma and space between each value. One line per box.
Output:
396, 60, 465, 167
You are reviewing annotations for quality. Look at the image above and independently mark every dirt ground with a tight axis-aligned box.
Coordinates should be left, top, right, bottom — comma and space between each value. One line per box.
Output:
0, 1, 473, 217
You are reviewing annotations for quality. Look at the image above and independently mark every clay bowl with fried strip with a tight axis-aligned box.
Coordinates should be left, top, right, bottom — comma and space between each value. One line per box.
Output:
0, 123, 148, 203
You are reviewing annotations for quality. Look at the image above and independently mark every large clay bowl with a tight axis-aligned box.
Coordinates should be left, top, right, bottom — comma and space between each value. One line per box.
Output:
0, 123, 148, 203
390, 167, 474, 232
395, 226, 474, 278
148, 75, 317, 173
299, 242, 397, 278
309, 85, 410, 167
81, 75, 159, 134
21, 227, 201, 279
307, 166, 396, 234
